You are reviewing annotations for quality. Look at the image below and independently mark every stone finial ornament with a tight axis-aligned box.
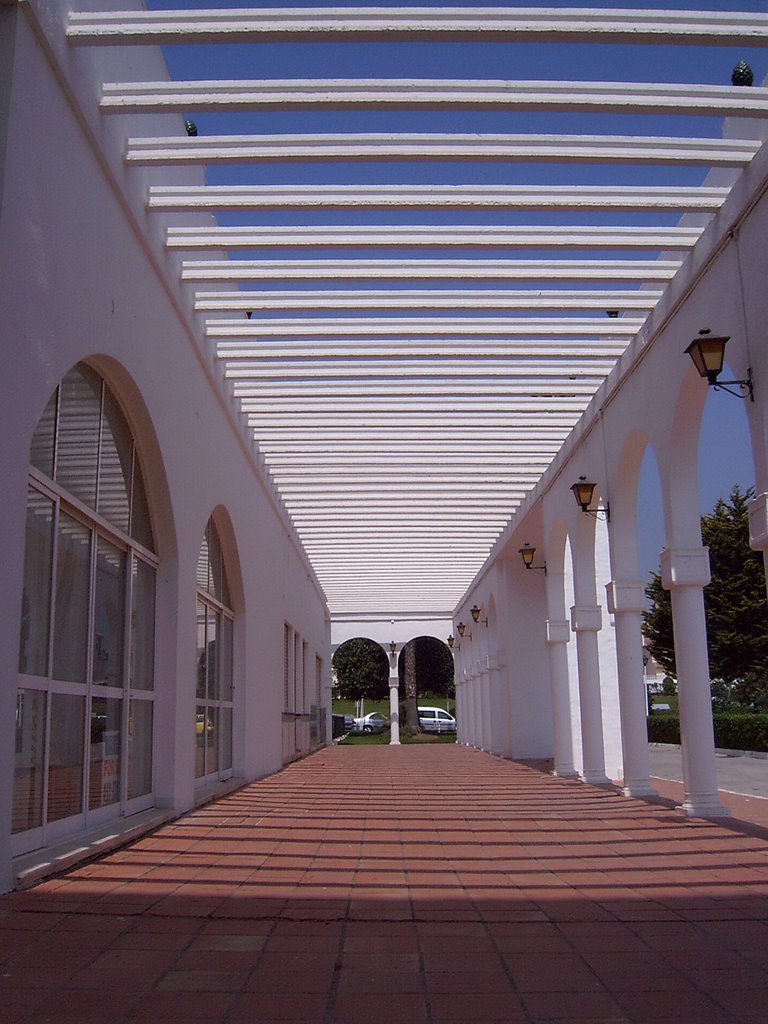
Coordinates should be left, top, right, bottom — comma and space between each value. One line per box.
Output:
731, 60, 754, 87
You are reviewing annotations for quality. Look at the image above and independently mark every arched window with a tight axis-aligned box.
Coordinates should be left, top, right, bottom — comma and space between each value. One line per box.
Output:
195, 519, 234, 783
14, 363, 156, 853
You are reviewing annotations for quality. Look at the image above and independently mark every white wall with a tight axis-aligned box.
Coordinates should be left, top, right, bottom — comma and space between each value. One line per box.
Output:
0, 3, 330, 891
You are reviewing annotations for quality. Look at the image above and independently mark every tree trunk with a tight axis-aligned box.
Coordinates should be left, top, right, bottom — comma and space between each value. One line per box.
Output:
403, 641, 421, 733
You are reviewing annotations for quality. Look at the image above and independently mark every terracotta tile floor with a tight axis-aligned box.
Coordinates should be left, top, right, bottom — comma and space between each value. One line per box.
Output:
3, 744, 768, 1023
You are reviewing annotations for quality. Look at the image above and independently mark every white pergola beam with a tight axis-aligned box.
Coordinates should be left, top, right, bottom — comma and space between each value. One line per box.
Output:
265, 455, 554, 467
227, 368, 618, 385
175, 224, 702, 250
236, 385, 602, 400
130, 133, 761, 166
198, 289, 663, 312
182, 258, 684, 282
246, 412, 583, 424
208, 316, 645, 337
261, 445, 563, 456
153, 183, 727, 213
217, 340, 633, 358
106, 79, 768, 116
67, 9, 768, 47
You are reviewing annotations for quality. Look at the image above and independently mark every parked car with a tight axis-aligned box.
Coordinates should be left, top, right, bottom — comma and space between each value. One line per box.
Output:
418, 707, 456, 733
353, 711, 388, 733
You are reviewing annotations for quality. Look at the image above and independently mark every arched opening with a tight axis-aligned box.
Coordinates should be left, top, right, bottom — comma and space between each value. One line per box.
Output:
398, 636, 456, 736
195, 516, 235, 785
332, 638, 390, 731
698, 362, 755, 516
14, 362, 157, 855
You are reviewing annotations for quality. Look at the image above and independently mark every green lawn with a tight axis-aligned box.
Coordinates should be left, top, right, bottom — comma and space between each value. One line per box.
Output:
339, 729, 456, 745
333, 693, 455, 717
649, 693, 679, 714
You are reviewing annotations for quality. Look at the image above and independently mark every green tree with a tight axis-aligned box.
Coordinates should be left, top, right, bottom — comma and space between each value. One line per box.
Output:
643, 486, 768, 696
397, 636, 455, 697
397, 636, 455, 732
333, 638, 389, 701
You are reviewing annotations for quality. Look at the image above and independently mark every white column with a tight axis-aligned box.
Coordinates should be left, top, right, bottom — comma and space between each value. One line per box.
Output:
570, 605, 611, 785
455, 679, 464, 743
480, 660, 493, 751
461, 676, 472, 746
388, 682, 401, 745
387, 648, 400, 745
488, 655, 506, 756
469, 668, 480, 747
545, 619, 578, 777
662, 548, 728, 817
748, 492, 768, 598
606, 581, 657, 797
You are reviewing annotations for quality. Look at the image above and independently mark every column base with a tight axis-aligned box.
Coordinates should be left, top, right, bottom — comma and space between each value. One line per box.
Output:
676, 798, 730, 819
622, 783, 659, 798
552, 767, 579, 779
581, 771, 612, 786
388, 737, 401, 746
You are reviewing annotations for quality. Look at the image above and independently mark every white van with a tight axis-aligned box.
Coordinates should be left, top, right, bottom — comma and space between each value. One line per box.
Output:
418, 706, 457, 733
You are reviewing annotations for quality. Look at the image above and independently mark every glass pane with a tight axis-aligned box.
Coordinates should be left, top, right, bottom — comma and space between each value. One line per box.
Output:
207, 706, 219, 774
195, 704, 208, 778
89, 697, 121, 810
12, 689, 46, 833
129, 456, 154, 552
48, 693, 84, 823
19, 488, 54, 677
30, 389, 58, 478
196, 601, 207, 699
206, 609, 219, 701
208, 523, 225, 603
220, 615, 233, 702
196, 530, 210, 593
130, 558, 155, 692
55, 365, 101, 509
97, 387, 132, 535
220, 707, 232, 772
53, 512, 90, 684
93, 537, 125, 687
127, 699, 153, 800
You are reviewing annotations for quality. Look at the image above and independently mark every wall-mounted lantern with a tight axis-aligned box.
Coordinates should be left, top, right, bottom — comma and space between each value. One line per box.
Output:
519, 542, 547, 575
571, 476, 610, 521
685, 329, 753, 401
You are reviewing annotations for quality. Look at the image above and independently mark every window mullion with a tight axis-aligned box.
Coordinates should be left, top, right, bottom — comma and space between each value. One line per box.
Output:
51, 383, 61, 482
94, 379, 105, 514
41, 691, 52, 832
46, 499, 60, 681
82, 529, 97, 816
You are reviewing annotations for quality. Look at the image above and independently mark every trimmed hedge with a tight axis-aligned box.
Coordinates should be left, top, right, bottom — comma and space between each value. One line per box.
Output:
647, 712, 768, 752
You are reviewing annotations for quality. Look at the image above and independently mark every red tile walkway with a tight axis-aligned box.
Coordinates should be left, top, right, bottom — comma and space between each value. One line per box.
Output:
3, 744, 768, 1023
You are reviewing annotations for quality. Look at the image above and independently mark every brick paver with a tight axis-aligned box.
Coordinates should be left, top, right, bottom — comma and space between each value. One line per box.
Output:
2, 744, 768, 1022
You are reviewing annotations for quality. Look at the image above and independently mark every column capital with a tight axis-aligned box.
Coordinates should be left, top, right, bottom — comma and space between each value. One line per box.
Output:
660, 547, 710, 589
605, 580, 645, 615
748, 492, 768, 551
545, 619, 570, 644
570, 605, 602, 632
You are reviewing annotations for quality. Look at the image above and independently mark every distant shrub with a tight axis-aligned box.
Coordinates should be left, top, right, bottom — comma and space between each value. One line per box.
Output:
647, 715, 681, 745
647, 713, 768, 752
713, 713, 768, 752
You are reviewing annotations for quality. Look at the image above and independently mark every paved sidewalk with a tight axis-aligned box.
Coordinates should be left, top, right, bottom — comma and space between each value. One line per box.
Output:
648, 744, 768, 830
3, 744, 768, 1023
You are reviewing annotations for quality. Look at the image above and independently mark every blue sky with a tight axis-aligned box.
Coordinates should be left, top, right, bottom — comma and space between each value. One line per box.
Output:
146, 0, 765, 577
